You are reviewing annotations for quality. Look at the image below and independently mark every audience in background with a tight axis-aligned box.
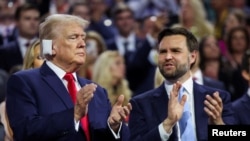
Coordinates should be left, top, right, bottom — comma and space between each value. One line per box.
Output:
171, 0, 214, 41
0, 68, 12, 141
93, 50, 132, 106
211, 0, 230, 40
218, 9, 246, 58
221, 26, 249, 101
22, 39, 44, 70
127, 0, 179, 25
230, 0, 250, 15
191, 45, 226, 90
199, 35, 224, 81
0, 3, 16, 46
87, 0, 116, 43
77, 31, 106, 79
107, 2, 156, 96
154, 67, 164, 88
232, 49, 250, 124
0, 3, 40, 73
68, 1, 90, 21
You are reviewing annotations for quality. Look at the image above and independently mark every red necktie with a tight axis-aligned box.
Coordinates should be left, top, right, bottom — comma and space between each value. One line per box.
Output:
63, 73, 90, 141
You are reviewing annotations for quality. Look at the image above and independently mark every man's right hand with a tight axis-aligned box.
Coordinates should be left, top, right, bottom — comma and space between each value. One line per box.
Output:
74, 83, 97, 121
163, 81, 187, 133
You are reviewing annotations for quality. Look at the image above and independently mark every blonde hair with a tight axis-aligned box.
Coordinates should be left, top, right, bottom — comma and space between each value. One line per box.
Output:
39, 14, 89, 59
86, 31, 107, 54
92, 51, 132, 106
23, 40, 41, 70
174, 0, 214, 41
154, 67, 165, 88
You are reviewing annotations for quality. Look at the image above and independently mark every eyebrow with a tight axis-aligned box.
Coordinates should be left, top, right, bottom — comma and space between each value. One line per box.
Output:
68, 33, 86, 37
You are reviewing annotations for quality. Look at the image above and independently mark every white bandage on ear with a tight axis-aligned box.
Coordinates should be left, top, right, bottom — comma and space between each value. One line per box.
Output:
41, 39, 52, 57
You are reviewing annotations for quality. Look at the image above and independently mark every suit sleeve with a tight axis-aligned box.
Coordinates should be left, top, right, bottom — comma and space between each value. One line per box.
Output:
6, 74, 76, 141
128, 99, 162, 141
220, 90, 236, 125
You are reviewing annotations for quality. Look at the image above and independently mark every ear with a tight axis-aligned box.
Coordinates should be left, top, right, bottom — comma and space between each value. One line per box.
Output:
52, 43, 56, 55
242, 70, 250, 81
190, 50, 198, 65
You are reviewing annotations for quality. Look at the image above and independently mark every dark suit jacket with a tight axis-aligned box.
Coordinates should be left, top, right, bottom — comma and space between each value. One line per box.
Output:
203, 76, 226, 91
0, 69, 8, 103
6, 62, 129, 141
0, 40, 23, 73
128, 82, 235, 141
232, 93, 250, 125
106, 37, 156, 95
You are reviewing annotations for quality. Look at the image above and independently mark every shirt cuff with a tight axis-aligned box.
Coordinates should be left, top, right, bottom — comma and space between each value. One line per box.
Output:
107, 121, 122, 139
158, 123, 172, 141
74, 120, 80, 131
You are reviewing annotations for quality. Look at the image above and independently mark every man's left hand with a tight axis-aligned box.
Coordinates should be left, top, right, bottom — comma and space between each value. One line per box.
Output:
204, 91, 225, 125
108, 95, 132, 132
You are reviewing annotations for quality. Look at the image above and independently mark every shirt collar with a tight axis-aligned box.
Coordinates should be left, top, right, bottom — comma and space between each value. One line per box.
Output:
192, 69, 203, 85
164, 76, 193, 97
117, 32, 135, 43
18, 36, 37, 47
46, 61, 77, 81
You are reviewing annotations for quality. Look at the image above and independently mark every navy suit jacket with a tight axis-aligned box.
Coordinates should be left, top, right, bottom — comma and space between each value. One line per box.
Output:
106, 37, 156, 95
128, 82, 235, 141
232, 93, 250, 125
203, 76, 226, 91
0, 40, 23, 73
6, 62, 129, 141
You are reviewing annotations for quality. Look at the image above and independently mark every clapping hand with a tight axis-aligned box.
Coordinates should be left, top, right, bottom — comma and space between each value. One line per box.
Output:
204, 91, 225, 125
108, 95, 132, 132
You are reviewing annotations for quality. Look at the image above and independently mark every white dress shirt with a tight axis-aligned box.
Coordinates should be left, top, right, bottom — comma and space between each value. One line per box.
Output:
18, 36, 37, 58
192, 69, 204, 85
46, 61, 121, 138
158, 76, 197, 141
115, 32, 136, 56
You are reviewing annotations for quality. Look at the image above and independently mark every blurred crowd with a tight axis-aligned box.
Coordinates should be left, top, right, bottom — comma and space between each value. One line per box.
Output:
0, 0, 250, 140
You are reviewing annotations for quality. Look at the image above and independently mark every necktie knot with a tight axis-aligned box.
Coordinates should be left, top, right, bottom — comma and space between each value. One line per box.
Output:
64, 73, 74, 82
178, 87, 185, 101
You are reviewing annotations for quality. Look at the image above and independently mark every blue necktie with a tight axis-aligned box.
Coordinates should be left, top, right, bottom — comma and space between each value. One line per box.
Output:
178, 87, 196, 141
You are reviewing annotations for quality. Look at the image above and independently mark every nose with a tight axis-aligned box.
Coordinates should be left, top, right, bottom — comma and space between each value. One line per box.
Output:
78, 39, 86, 48
165, 52, 173, 60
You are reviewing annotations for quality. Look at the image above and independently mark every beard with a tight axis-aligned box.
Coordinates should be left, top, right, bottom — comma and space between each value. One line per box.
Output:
159, 59, 190, 81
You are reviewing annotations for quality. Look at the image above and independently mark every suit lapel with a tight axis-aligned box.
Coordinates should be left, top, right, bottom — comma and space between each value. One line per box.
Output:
77, 77, 95, 121
13, 41, 23, 62
77, 77, 96, 136
193, 82, 209, 140
151, 84, 168, 122
40, 62, 73, 109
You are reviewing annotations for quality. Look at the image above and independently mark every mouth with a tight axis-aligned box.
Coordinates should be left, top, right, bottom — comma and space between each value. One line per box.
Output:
163, 63, 174, 69
76, 52, 85, 56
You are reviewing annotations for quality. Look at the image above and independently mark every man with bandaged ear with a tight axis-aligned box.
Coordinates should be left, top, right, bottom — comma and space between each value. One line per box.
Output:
6, 14, 132, 141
